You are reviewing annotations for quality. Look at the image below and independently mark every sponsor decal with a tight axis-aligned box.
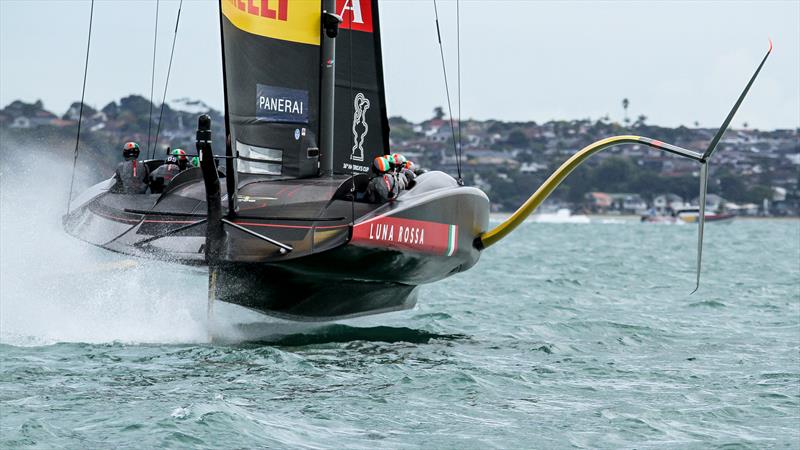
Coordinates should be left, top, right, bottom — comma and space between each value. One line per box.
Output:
294, 128, 301, 140
221, 0, 320, 45
336, 0, 373, 33
351, 216, 459, 256
351, 92, 370, 162
256, 84, 309, 123
227, 0, 288, 20
342, 162, 369, 172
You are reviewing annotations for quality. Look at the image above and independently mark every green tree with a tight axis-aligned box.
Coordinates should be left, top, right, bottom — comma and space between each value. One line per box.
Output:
433, 106, 445, 120
745, 185, 773, 204
561, 164, 593, 204
487, 121, 508, 134
507, 129, 529, 148
716, 170, 748, 201
622, 98, 630, 126
517, 150, 534, 163
593, 156, 636, 191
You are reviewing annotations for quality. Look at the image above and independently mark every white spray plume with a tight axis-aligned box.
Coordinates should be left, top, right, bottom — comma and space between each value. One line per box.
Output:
0, 139, 265, 346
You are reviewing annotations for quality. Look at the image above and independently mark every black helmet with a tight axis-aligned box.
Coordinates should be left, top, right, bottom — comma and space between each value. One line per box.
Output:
123, 142, 140, 160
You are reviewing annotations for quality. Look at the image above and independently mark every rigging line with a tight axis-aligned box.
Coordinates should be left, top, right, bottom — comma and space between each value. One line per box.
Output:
146, 0, 160, 159
66, 0, 94, 214
433, 0, 462, 183
153, 0, 183, 153
348, 3, 356, 226
456, 0, 463, 181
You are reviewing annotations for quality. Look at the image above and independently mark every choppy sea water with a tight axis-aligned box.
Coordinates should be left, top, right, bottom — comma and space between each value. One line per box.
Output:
1, 199, 799, 447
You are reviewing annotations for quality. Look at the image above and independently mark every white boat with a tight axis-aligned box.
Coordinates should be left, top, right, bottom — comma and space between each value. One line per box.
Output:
531, 209, 591, 224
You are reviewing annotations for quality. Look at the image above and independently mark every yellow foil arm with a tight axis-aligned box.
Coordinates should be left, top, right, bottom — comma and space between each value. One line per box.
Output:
477, 135, 647, 249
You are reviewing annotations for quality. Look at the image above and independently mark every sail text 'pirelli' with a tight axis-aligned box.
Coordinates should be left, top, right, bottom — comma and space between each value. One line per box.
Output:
226, 0, 288, 21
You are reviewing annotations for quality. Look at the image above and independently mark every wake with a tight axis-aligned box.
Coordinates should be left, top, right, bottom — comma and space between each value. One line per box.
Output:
0, 143, 419, 346
0, 144, 220, 345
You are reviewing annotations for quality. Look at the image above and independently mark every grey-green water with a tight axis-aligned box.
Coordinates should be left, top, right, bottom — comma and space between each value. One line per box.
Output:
1, 216, 799, 448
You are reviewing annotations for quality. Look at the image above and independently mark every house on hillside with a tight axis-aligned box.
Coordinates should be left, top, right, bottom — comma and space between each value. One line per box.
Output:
425, 126, 452, 143
3, 100, 57, 128
653, 194, 685, 215
691, 193, 724, 212
10, 116, 32, 128
609, 193, 647, 214
63, 102, 98, 121
49, 119, 77, 128
585, 192, 612, 213
10, 110, 57, 128
519, 162, 548, 174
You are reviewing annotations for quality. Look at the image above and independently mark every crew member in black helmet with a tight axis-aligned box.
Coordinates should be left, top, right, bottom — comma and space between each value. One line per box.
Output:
112, 141, 150, 194
148, 153, 182, 193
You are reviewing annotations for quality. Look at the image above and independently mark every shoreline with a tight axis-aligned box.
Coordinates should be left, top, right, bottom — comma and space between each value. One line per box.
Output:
489, 212, 800, 221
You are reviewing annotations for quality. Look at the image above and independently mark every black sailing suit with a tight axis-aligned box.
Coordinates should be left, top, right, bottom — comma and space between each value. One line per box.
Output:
113, 159, 150, 194
365, 173, 398, 203
148, 161, 182, 193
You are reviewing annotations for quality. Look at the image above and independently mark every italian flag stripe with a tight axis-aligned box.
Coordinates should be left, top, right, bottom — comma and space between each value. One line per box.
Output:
446, 225, 458, 256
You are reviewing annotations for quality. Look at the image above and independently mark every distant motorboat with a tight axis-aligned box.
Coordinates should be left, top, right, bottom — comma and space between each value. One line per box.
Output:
531, 209, 591, 224
676, 209, 736, 224
641, 209, 736, 224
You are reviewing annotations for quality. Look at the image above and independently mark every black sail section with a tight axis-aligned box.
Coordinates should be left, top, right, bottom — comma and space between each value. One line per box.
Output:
220, 0, 322, 180
333, 0, 391, 174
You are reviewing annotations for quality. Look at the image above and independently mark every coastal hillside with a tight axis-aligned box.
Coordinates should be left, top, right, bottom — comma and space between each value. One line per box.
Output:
1, 97, 797, 215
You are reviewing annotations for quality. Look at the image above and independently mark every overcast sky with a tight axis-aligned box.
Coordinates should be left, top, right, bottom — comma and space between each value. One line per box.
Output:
1, 0, 798, 129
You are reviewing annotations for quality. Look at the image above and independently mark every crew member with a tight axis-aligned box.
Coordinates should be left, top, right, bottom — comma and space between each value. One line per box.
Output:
407, 160, 427, 176
148, 153, 182, 193
365, 155, 398, 203
388, 153, 408, 191
390, 153, 421, 190
112, 141, 149, 194
400, 160, 418, 189
171, 148, 189, 171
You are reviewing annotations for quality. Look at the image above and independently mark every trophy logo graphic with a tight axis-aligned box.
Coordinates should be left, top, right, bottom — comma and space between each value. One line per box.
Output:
351, 93, 370, 162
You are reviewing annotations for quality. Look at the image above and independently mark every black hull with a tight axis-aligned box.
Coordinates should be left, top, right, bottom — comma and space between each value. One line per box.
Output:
64, 171, 489, 321
214, 261, 419, 321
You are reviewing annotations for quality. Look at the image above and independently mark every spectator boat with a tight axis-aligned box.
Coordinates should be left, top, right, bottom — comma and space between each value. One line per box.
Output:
641, 209, 736, 224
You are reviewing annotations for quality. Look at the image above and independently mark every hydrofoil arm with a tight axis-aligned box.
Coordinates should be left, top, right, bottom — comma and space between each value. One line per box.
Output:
474, 135, 701, 250
475, 40, 772, 293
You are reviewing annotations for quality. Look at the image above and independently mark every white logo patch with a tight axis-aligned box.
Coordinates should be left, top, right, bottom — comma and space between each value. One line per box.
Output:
351, 93, 370, 162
